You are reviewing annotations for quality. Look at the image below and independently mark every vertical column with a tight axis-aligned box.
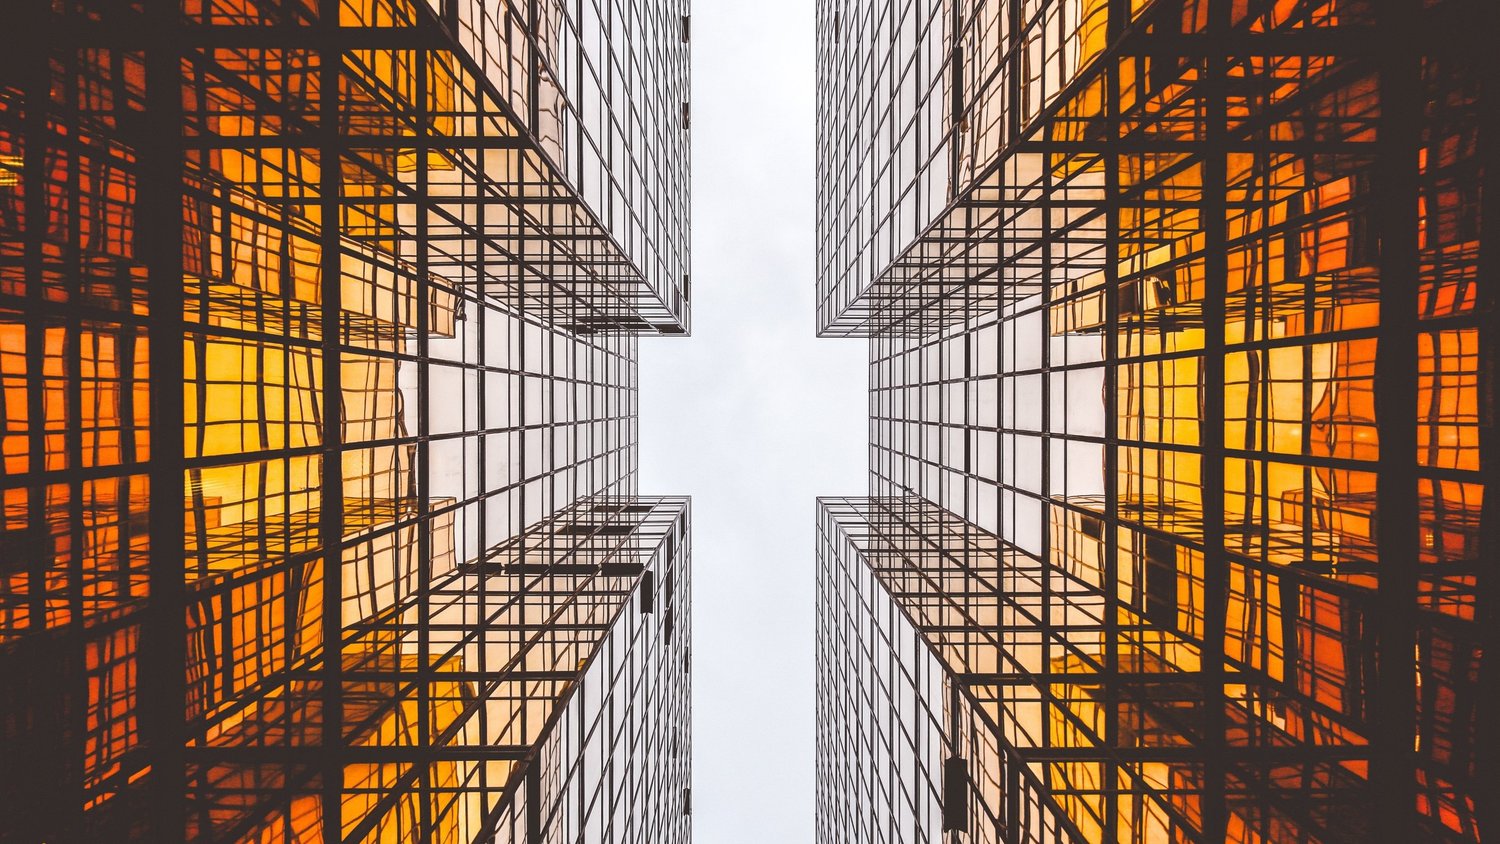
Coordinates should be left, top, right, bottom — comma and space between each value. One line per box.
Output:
141, 0, 187, 839
1372, 0, 1422, 838
1198, 0, 1230, 838
415, 31, 435, 837
318, 1, 346, 840
1101, 1, 1124, 838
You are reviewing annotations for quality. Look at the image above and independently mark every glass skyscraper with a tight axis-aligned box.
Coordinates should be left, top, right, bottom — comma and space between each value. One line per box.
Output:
0, 0, 692, 840
816, 0, 1491, 841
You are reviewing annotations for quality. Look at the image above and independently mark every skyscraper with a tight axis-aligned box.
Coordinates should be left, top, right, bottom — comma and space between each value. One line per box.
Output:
815, 0, 1492, 841
0, 0, 692, 840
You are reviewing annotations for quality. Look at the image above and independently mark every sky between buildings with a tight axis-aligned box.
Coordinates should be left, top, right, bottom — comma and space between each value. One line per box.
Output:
639, 2, 866, 840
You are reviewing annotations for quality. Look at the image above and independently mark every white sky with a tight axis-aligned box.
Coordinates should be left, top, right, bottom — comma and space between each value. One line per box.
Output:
639, 3, 867, 840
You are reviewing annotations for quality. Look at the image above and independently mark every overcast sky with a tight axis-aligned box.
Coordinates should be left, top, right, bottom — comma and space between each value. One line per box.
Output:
638, 2, 866, 840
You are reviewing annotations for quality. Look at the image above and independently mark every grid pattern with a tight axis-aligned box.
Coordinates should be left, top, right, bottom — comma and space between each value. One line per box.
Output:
817, 497, 1081, 844
817, 0, 1492, 841
0, 0, 691, 840
481, 498, 692, 843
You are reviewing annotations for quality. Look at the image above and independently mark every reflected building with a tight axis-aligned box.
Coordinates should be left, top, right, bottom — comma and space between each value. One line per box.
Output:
0, 0, 692, 841
815, 0, 1492, 842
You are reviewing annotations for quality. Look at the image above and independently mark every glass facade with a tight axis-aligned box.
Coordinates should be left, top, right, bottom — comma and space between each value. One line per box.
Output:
0, 0, 691, 840
816, 0, 1492, 841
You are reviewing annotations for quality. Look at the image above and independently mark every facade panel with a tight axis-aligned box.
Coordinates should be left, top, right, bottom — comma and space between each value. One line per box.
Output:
0, 0, 691, 840
817, 0, 1491, 841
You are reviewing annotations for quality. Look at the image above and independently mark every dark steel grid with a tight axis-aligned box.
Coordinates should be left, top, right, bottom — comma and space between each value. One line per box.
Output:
816, 497, 1087, 844
479, 497, 692, 842
817, 0, 1492, 841
0, 0, 692, 840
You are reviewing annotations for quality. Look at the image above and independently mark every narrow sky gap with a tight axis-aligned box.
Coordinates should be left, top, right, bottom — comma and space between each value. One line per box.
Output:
640, 2, 864, 840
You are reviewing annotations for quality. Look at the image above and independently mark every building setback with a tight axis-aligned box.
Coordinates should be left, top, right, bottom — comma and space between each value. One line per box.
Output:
815, 0, 1492, 841
0, 0, 692, 840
